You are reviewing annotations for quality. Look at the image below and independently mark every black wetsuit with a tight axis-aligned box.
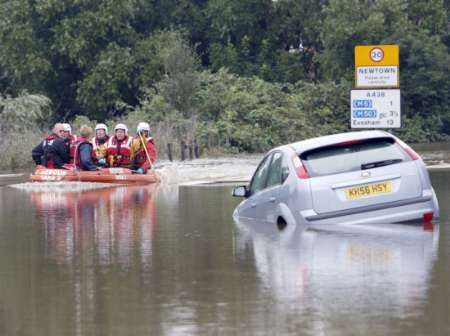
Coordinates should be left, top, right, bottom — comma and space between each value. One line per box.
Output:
46, 137, 70, 168
32, 134, 70, 168
32, 133, 59, 165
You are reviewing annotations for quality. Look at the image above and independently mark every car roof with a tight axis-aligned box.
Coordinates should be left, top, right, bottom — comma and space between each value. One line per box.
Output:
278, 130, 395, 154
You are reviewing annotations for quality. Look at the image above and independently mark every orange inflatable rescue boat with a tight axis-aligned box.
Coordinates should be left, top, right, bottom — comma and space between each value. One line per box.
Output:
31, 165, 160, 184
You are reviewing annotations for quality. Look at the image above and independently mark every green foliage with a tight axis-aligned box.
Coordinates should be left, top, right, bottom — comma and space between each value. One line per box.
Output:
209, 43, 239, 73
0, 93, 52, 171
398, 30, 450, 122
320, 0, 410, 81
0, 0, 449, 167
135, 69, 352, 153
318, 0, 449, 140
406, 0, 448, 36
0, 93, 51, 129
0, 0, 51, 93
396, 114, 447, 143
289, 80, 351, 137
77, 44, 135, 119
71, 115, 96, 133
0, 130, 42, 172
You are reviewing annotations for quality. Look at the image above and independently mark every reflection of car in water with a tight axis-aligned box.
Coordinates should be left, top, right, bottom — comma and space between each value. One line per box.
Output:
232, 131, 439, 226
31, 185, 158, 266
234, 217, 439, 317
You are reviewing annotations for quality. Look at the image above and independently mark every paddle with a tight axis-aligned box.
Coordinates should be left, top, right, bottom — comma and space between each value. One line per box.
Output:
138, 132, 154, 172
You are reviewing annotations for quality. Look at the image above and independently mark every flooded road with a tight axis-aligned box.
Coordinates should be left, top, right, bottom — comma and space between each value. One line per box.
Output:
0, 158, 449, 335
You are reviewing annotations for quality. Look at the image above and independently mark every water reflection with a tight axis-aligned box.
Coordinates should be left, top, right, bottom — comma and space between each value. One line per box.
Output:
1, 177, 447, 335
234, 220, 439, 324
32, 185, 158, 268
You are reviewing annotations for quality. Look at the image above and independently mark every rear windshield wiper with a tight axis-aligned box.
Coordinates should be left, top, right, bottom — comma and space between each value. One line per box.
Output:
361, 158, 403, 170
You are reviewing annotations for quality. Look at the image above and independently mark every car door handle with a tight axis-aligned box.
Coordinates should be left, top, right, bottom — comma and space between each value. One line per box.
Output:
269, 197, 276, 203
251, 203, 257, 208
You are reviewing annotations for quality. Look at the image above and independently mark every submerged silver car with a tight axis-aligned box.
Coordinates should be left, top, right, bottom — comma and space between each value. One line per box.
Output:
232, 130, 439, 226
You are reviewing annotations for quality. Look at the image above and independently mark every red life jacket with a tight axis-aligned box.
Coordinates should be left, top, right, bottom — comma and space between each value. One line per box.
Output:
106, 135, 132, 167
73, 136, 96, 168
68, 135, 78, 164
133, 137, 157, 172
42, 133, 60, 169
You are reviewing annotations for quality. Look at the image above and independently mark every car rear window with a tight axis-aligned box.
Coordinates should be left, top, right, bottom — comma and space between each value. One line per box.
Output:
300, 138, 411, 177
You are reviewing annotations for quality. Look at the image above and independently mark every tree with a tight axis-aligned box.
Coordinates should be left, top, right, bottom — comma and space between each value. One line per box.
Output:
205, 0, 274, 76
0, 0, 51, 94
320, 0, 410, 82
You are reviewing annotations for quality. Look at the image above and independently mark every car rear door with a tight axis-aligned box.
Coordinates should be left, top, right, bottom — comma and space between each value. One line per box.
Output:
302, 138, 423, 214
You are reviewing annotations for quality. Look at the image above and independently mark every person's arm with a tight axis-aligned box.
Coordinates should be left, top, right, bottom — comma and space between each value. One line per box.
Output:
106, 147, 115, 167
31, 141, 44, 165
79, 144, 98, 171
97, 144, 108, 159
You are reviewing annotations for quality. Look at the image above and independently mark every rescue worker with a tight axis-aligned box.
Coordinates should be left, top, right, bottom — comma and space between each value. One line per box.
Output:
106, 123, 132, 168
74, 125, 99, 171
91, 123, 109, 166
32, 123, 63, 165
130, 122, 157, 174
63, 123, 78, 164
31, 123, 70, 168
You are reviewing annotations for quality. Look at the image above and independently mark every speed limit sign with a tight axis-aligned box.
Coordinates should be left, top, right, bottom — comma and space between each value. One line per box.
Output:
354, 45, 399, 88
370, 48, 384, 62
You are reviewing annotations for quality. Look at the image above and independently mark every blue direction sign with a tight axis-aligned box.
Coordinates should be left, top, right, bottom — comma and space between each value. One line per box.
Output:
350, 89, 401, 128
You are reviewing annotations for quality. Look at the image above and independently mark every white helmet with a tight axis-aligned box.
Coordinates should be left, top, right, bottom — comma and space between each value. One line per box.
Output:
114, 123, 128, 135
136, 122, 151, 133
62, 123, 71, 133
95, 123, 108, 133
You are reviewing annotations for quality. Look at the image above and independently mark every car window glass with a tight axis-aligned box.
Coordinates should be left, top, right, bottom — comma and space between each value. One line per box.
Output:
266, 152, 283, 188
249, 154, 272, 195
281, 156, 290, 183
302, 138, 410, 177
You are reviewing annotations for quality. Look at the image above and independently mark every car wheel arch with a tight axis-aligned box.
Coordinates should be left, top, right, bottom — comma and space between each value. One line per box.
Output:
276, 203, 297, 227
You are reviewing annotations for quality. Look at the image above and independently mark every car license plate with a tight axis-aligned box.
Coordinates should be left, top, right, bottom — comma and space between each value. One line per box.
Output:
345, 181, 392, 200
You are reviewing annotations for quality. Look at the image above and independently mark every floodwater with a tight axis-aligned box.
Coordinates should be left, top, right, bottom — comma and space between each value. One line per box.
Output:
0, 156, 449, 336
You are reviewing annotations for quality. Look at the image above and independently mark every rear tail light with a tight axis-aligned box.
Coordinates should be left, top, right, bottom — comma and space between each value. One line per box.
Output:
423, 212, 434, 223
293, 156, 309, 179
396, 139, 420, 160
423, 222, 434, 231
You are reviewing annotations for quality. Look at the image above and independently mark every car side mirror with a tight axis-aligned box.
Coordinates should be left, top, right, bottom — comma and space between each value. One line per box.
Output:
232, 186, 249, 198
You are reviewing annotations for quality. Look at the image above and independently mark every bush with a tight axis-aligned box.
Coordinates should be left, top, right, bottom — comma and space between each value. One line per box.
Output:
0, 93, 51, 171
